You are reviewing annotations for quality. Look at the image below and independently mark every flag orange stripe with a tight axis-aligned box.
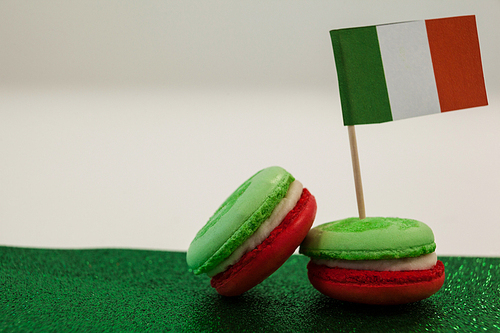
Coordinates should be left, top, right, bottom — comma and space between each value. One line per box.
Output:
425, 15, 488, 112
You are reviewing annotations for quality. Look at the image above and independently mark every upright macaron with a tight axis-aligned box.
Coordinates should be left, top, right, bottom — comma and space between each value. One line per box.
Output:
299, 217, 445, 305
187, 166, 317, 296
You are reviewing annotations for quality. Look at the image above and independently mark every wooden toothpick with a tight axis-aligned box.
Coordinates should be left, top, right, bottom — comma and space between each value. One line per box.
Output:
348, 125, 366, 220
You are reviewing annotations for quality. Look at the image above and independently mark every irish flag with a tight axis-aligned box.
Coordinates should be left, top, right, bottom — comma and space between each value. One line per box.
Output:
330, 15, 488, 126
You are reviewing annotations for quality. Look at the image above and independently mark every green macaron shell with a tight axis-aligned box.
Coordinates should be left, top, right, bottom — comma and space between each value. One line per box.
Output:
187, 166, 295, 275
299, 217, 436, 260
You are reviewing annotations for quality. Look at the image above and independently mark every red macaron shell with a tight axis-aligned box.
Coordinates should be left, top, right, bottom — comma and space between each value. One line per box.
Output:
210, 188, 317, 296
307, 260, 445, 305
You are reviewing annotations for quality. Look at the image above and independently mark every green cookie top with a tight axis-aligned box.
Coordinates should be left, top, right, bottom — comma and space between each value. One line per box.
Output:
187, 166, 295, 275
299, 217, 436, 260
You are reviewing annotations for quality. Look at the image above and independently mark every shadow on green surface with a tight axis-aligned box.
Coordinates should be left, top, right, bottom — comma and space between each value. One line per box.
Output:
188, 286, 444, 332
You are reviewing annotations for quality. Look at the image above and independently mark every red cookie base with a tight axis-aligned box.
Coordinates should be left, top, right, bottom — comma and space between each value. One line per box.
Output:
210, 188, 317, 296
307, 260, 445, 305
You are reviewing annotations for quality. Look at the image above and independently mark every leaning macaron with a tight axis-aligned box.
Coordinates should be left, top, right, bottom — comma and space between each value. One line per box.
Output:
299, 217, 445, 305
187, 166, 317, 296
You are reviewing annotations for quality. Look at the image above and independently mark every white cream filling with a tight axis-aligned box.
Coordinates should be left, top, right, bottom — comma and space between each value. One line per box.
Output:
312, 252, 437, 272
206, 180, 303, 277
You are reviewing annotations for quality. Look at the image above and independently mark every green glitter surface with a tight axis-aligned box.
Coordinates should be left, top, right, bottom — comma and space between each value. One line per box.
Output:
1, 246, 499, 332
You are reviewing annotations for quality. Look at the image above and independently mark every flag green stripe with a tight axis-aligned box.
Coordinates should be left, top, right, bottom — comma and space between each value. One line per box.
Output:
330, 26, 392, 125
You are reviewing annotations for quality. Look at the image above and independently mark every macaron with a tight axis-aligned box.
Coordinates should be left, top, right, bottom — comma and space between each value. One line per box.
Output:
299, 217, 445, 305
187, 166, 317, 296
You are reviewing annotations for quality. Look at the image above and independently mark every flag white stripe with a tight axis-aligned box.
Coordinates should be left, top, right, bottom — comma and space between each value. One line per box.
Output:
376, 21, 441, 120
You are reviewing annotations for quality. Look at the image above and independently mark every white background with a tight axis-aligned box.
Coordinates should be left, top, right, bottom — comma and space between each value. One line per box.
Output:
1, 0, 499, 256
